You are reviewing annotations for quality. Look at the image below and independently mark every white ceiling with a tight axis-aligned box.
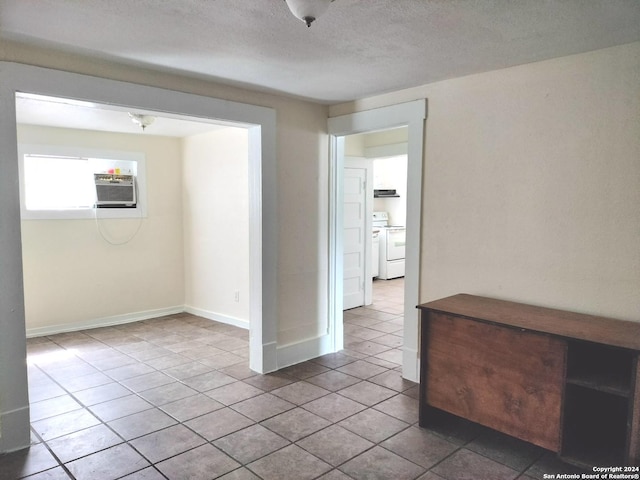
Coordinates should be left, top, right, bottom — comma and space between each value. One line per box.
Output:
1, 0, 639, 105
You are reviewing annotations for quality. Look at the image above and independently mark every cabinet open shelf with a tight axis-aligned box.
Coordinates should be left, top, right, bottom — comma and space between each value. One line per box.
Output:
561, 384, 629, 468
566, 341, 633, 397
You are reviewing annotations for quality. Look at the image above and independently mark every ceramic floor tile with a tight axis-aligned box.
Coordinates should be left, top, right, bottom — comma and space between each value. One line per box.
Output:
119, 371, 174, 393
270, 381, 330, 405
0, 443, 59, 479
55, 371, 113, 392
163, 361, 213, 380
336, 360, 389, 379
199, 352, 246, 369
205, 381, 264, 405
303, 392, 367, 423
119, 467, 167, 480
217, 467, 262, 480
317, 470, 354, 480
310, 352, 359, 369
104, 362, 155, 381
219, 363, 259, 380
72, 382, 131, 407
46, 423, 123, 463
23, 466, 72, 479
261, 407, 331, 442
160, 393, 225, 422
296, 425, 374, 467
247, 444, 332, 480
213, 424, 290, 464
381, 426, 458, 469
368, 369, 416, 392
156, 443, 239, 480
89, 394, 152, 422
107, 408, 177, 440
185, 407, 254, 441
373, 348, 404, 365
66, 443, 150, 480
137, 381, 198, 406
31, 409, 101, 441
129, 424, 206, 463
181, 370, 237, 392
339, 408, 409, 443
30, 395, 82, 422
372, 393, 419, 423
143, 352, 191, 370
431, 448, 520, 480
243, 372, 294, 391
337, 380, 397, 407
279, 361, 330, 380
339, 446, 425, 480
305, 370, 361, 392
231, 393, 295, 422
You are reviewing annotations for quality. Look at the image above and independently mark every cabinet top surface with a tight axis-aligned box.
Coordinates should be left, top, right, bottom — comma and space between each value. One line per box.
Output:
418, 294, 640, 351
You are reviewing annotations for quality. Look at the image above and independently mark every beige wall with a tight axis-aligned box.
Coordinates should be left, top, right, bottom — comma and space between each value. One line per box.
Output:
332, 42, 640, 322
18, 125, 185, 332
182, 127, 250, 325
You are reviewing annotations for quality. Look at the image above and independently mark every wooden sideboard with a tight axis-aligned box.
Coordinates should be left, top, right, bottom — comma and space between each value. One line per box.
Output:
417, 294, 640, 468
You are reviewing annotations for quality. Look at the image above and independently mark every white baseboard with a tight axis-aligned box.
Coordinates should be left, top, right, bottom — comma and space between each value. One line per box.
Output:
276, 333, 334, 370
25, 305, 251, 338
25, 306, 184, 338
183, 306, 249, 330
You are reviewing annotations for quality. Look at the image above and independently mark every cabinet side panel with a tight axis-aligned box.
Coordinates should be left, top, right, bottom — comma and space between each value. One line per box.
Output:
629, 355, 640, 466
426, 313, 566, 451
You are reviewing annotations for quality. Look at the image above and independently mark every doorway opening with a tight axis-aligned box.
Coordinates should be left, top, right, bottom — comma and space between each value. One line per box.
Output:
0, 63, 277, 452
342, 129, 408, 367
328, 99, 427, 383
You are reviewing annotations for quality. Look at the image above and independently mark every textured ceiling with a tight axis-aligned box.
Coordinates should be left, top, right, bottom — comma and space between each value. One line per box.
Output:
1, 0, 639, 104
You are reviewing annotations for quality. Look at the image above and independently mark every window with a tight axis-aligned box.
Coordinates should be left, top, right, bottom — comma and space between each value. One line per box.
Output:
18, 144, 146, 220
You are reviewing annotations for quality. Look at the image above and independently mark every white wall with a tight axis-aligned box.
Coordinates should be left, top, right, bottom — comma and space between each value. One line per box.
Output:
18, 125, 185, 334
331, 42, 640, 322
183, 127, 250, 327
373, 155, 408, 226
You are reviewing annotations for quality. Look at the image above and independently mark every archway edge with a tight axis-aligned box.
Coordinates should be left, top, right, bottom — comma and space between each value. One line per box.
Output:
0, 62, 277, 452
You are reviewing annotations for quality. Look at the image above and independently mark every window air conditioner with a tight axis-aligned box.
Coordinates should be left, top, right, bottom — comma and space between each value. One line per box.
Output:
94, 174, 137, 208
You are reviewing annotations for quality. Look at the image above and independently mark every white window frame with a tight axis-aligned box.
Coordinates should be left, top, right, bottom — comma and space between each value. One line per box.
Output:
18, 143, 147, 220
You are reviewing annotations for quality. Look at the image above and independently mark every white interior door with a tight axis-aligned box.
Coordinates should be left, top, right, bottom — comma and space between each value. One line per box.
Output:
343, 157, 373, 310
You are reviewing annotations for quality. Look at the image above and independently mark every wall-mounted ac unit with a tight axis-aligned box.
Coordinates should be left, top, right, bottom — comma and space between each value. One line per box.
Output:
94, 174, 136, 208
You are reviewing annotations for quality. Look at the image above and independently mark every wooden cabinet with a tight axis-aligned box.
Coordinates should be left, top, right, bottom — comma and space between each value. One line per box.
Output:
418, 294, 640, 468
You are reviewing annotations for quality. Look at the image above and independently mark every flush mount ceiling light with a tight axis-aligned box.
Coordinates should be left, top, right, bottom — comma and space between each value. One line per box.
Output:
128, 113, 155, 131
284, 0, 335, 27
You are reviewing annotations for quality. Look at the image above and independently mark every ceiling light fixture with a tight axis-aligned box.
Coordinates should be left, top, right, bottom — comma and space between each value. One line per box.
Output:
284, 0, 334, 27
128, 113, 155, 131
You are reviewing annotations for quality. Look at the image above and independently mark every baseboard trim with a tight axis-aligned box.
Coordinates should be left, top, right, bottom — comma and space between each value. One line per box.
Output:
183, 306, 249, 330
277, 333, 334, 370
25, 306, 185, 338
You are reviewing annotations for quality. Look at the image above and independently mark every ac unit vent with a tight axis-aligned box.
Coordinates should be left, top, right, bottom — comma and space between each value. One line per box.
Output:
94, 174, 136, 208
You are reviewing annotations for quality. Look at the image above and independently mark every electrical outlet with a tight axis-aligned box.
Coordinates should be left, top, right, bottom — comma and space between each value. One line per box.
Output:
234, 291, 240, 302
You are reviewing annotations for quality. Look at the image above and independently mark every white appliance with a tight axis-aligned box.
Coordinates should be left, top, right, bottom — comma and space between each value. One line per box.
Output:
372, 229, 380, 278
372, 211, 405, 279
94, 174, 137, 208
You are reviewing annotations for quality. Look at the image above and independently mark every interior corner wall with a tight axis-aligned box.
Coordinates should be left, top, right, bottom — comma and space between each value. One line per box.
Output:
331, 42, 640, 322
18, 125, 185, 334
182, 127, 250, 327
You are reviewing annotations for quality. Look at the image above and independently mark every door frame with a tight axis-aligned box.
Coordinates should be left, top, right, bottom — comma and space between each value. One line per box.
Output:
0, 62, 277, 452
327, 100, 427, 381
